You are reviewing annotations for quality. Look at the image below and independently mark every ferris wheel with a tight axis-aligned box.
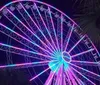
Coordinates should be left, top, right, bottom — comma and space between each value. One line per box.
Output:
0, 0, 100, 85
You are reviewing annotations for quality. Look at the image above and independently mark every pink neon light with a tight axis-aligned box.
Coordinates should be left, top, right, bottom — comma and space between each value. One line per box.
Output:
69, 68, 82, 85
64, 24, 74, 51
56, 66, 63, 85
61, 14, 63, 51
72, 49, 94, 58
0, 60, 50, 68
44, 71, 54, 85
29, 62, 58, 81
68, 35, 86, 53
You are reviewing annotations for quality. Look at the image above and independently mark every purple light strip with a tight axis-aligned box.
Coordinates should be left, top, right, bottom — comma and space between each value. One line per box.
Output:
79, 79, 85, 85
46, 73, 55, 85
71, 67, 96, 85
56, 66, 63, 85
65, 70, 72, 85
71, 49, 94, 58
29, 62, 58, 81
61, 14, 63, 51
0, 42, 54, 59
19, 3, 54, 53
63, 75, 67, 85
59, 66, 63, 85
56, 66, 61, 84
46, 64, 60, 85
64, 24, 74, 51
48, 6, 60, 51
71, 60, 100, 66
69, 68, 82, 85
44, 71, 54, 85
67, 68, 77, 85
29, 67, 50, 81
33, 3, 56, 52
68, 35, 86, 53
6, 9, 53, 55
0, 60, 51, 69
70, 63, 100, 81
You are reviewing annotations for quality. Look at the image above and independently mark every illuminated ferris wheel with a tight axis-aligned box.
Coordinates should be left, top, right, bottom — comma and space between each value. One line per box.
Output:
0, 0, 100, 84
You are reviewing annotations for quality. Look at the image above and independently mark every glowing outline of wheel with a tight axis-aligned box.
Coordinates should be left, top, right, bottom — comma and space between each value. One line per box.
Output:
0, 0, 100, 84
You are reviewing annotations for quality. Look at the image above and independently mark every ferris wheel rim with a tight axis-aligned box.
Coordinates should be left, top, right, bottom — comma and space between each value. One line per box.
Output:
0, 0, 81, 29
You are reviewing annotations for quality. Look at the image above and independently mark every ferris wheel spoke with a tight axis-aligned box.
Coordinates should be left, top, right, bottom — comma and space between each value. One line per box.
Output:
0, 60, 52, 69
64, 71, 72, 85
48, 7, 60, 51
71, 67, 96, 85
61, 14, 63, 51
44, 71, 54, 85
64, 24, 74, 51
56, 13, 63, 51
0, 42, 54, 60
71, 48, 94, 58
45, 63, 60, 85
29, 62, 58, 82
70, 63, 100, 81
69, 68, 84, 85
31, 3, 55, 52
63, 74, 67, 85
67, 68, 78, 85
55, 66, 63, 85
68, 35, 86, 53
79, 79, 86, 85
18, 3, 54, 53
71, 60, 100, 67
0, 22, 53, 56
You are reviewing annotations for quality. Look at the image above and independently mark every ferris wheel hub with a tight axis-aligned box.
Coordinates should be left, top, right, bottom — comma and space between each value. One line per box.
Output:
62, 51, 71, 63
48, 50, 70, 73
